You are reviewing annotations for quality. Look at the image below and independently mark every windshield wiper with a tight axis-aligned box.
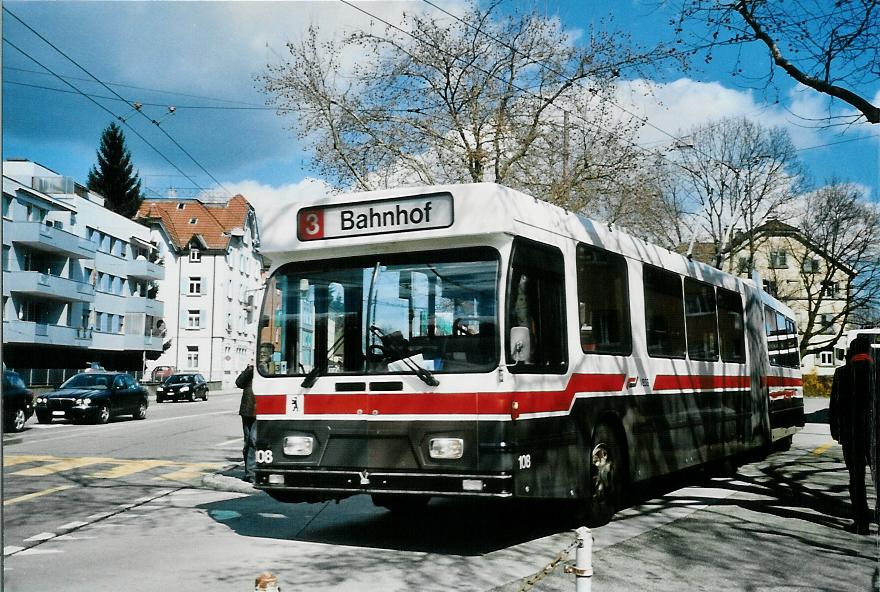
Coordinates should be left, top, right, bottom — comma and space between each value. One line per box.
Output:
370, 325, 439, 387
301, 365, 322, 388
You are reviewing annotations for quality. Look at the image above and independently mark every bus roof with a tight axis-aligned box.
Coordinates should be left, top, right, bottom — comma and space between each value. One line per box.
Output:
263, 182, 795, 314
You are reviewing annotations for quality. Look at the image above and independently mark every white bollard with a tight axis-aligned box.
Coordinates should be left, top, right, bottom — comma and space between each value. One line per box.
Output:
573, 526, 593, 592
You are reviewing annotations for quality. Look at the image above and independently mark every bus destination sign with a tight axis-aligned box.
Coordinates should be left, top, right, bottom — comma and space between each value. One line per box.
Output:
298, 193, 454, 241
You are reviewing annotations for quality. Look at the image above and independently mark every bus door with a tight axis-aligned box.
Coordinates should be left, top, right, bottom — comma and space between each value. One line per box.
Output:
506, 238, 574, 498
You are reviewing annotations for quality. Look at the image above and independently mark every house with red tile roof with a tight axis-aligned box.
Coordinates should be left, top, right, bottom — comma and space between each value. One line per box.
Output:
136, 195, 264, 387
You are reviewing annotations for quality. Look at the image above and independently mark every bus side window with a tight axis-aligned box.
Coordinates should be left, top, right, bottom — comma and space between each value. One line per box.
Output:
717, 288, 745, 363
644, 265, 686, 359
576, 243, 632, 356
684, 278, 719, 361
506, 238, 567, 374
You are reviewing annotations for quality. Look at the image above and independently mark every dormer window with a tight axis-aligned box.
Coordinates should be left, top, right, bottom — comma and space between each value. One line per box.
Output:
189, 218, 198, 225
190, 248, 201, 262
177, 203, 186, 210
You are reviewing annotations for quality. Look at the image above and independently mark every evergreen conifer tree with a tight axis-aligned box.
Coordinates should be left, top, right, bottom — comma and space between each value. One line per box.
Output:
87, 122, 144, 218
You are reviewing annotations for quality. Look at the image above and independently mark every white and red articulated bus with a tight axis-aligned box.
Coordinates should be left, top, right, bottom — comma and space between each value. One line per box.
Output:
253, 183, 803, 524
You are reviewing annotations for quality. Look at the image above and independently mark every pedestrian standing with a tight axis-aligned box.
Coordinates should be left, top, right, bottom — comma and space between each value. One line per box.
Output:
829, 336, 876, 535
236, 364, 256, 483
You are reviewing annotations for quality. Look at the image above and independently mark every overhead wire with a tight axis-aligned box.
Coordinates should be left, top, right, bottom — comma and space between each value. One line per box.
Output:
3, 37, 206, 193
3, 6, 230, 195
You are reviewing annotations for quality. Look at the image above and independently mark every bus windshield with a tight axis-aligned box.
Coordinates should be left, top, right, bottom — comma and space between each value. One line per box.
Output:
258, 247, 499, 377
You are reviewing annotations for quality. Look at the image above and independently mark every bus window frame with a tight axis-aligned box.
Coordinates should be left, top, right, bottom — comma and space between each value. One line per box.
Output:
643, 264, 687, 360
575, 242, 633, 357
256, 246, 503, 378
505, 237, 568, 375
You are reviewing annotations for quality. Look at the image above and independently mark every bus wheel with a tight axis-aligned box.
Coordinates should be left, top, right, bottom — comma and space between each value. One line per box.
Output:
588, 423, 624, 527
773, 435, 793, 452
371, 494, 430, 514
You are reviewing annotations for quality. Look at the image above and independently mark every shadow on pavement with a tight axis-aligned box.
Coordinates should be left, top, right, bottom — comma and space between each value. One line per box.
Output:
198, 492, 581, 556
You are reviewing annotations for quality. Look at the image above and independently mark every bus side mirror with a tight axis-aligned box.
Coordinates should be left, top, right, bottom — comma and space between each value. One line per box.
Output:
510, 326, 531, 364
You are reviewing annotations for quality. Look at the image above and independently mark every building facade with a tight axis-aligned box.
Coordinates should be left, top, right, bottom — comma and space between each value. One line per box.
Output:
725, 220, 854, 376
2, 160, 165, 378
136, 195, 262, 388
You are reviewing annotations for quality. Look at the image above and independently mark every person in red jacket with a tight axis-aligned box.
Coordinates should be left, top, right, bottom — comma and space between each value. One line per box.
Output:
830, 336, 876, 535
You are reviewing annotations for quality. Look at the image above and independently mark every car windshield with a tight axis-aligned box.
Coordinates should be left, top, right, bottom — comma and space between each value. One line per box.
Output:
61, 373, 113, 389
258, 247, 499, 376
165, 375, 195, 384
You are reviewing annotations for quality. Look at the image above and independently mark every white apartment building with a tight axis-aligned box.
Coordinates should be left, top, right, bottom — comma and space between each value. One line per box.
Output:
2, 160, 165, 379
136, 195, 263, 387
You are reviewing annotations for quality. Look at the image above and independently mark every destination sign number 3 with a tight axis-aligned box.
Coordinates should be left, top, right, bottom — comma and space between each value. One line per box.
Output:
298, 193, 454, 241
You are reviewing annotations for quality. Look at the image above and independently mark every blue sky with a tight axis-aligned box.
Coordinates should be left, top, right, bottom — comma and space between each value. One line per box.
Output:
3, 0, 878, 236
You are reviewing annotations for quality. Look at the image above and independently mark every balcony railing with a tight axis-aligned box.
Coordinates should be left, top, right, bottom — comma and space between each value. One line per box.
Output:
2, 320, 93, 345
7, 222, 96, 259
4, 271, 95, 302
31, 176, 91, 199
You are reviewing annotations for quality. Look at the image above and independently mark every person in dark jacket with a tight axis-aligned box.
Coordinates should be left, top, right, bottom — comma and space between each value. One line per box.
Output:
236, 364, 256, 483
829, 336, 876, 535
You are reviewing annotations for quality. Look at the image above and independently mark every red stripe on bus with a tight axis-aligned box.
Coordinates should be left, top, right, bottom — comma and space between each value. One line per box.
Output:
769, 389, 797, 400
766, 376, 802, 387
653, 375, 751, 391
255, 394, 287, 415
260, 373, 625, 417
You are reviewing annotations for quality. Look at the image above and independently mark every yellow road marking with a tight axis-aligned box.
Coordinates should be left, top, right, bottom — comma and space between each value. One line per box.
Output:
88, 460, 172, 479
3, 485, 74, 506
812, 442, 834, 456
156, 462, 224, 483
2, 455, 55, 467
12, 457, 113, 476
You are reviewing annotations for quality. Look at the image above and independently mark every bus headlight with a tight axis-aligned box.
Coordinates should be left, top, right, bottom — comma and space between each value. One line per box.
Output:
283, 436, 314, 456
429, 438, 464, 459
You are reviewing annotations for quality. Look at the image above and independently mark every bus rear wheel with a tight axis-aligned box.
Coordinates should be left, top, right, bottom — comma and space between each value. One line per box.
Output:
587, 423, 625, 527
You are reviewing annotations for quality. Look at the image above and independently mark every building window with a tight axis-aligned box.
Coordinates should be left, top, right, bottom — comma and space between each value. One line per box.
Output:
768, 250, 788, 269
819, 350, 834, 365
821, 281, 839, 298
736, 257, 749, 275
187, 310, 201, 329
189, 277, 202, 295
187, 346, 199, 368
2, 196, 12, 218
190, 249, 201, 262
762, 280, 778, 297
177, 203, 186, 210
802, 258, 820, 273
189, 217, 198, 225
2, 245, 10, 272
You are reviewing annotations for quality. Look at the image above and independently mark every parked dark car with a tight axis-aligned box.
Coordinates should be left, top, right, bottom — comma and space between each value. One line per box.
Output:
156, 373, 208, 403
35, 372, 148, 425
3, 370, 35, 432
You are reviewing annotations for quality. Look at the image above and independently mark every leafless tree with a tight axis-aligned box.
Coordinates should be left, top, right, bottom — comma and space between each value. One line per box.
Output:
670, 117, 803, 269
675, 0, 880, 124
257, 1, 661, 216
765, 182, 880, 357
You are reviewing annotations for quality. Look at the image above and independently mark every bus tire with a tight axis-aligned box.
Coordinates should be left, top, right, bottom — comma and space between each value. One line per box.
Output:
587, 423, 626, 527
371, 494, 430, 514
773, 435, 793, 452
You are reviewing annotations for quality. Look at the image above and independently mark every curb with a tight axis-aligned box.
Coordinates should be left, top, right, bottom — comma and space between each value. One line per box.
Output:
201, 471, 258, 495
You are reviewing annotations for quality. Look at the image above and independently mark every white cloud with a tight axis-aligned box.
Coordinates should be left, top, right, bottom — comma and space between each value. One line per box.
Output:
222, 178, 333, 255
615, 77, 823, 149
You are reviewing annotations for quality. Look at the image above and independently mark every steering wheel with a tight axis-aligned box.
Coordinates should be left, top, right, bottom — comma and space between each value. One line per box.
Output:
365, 343, 386, 363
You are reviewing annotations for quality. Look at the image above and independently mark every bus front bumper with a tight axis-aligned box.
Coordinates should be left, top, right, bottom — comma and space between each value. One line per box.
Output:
254, 468, 513, 500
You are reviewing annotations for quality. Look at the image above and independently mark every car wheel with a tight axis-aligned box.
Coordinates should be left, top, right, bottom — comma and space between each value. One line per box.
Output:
36, 411, 52, 424
6, 408, 27, 432
587, 423, 626, 527
134, 400, 147, 420
96, 404, 111, 425
189, 391, 197, 402
156, 396, 164, 404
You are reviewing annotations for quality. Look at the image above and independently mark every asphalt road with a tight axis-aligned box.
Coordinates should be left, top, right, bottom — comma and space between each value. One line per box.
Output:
2, 396, 877, 592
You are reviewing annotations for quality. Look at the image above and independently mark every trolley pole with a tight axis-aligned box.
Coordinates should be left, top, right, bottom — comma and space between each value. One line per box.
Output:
566, 526, 593, 592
